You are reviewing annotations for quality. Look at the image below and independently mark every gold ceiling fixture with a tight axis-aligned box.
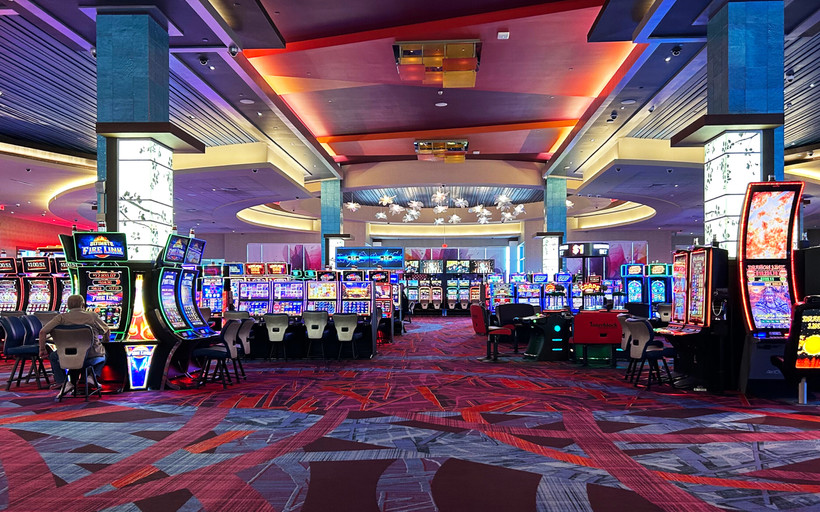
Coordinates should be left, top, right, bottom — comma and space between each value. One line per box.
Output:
414, 140, 469, 163
394, 40, 481, 88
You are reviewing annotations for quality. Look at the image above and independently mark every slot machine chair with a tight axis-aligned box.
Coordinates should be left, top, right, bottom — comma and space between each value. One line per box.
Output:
224, 311, 250, 322
652, 304, 672, 327
263, 314, 291, 360
1, 316, 50, 390
627, 318, 674, 390
50, 325, 102, 401
495, 303, 535, 354
34, 311, 58, 326
771, 296, 820, 403
470, 304, 488, 335
233, 318, 255, 380
0, 311, 25, 318
192, 320, 241, 389
333, 313, 361, 359
617, 314, 634, 379
302, 311, 330, 360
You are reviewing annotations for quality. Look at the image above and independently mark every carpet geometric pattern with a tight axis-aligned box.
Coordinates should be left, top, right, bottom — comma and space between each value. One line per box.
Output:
1, 317, 819, 511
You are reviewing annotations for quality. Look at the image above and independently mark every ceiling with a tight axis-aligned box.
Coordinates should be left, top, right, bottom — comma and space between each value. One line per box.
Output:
0, 0, 819, 242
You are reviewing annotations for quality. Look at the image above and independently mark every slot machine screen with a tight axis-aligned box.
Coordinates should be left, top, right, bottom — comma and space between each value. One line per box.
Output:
162, 235, 189, 264
56, 258, 69, 273
244, 263, 266, 276
446, 260, 467, 273
407, 279, 419, 287
159, 271, 187, 330
458, 279, 470, 287
306, 301, 336, 314
179, 271, 205, 327
627, 280, 643, 303
650, 280, 667, 304
746, 264, 792, 330
22, 258, 50, 274
184, 238, 206, 265
201, 277, 223, 312
374, 283, 391, 299
470, 260, 494, 274
274, 282, 304, 300
532, 273, 549, 283
368, 271, 389, 282
26, 279, 52, 310
342, 270, 364, 281
227, 263, 244, 276
745, 190, 796, 260
0, 258, 18, 274
239, 300, 269, 316
308, 281, 337, 300
342, 301, 371, 315
342, 282, 371, 300
303, 270, 318, 280
273, 300, 303, 316
796, 308, 820, 369
517, 284, 539, 296
407, 288, 419, 301
316, 271, 338, 281
510, 274, 527, 283
239, 281, 270, 300
420, 260, 443, 274
59, 279, 72, 313
405, 260, 420, 273
688, 251, 707, 325
0, 279, 20, 311
85, 269, 124, 331
671, 253, 688, 324
267, 262, 289, 275
203, 265, 222, 277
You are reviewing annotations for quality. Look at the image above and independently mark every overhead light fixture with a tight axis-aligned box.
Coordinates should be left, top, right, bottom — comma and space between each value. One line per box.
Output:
497, 31, 510, 40
394, 40, 481, 88
435, 102, 448, 107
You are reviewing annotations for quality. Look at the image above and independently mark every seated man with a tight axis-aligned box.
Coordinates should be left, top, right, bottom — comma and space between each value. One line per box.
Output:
39, 294, 108, 398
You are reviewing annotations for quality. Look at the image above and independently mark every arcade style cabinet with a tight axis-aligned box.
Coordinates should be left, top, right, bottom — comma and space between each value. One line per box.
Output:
737, 182, 804, 394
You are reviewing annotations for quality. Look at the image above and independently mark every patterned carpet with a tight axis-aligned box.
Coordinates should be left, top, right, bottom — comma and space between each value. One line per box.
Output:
1, 317, 820, 511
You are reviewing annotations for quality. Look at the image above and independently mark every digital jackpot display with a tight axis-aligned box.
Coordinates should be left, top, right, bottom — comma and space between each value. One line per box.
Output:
244, 263, 266, 276
796, 309, 820, 369
405, 260, 420, 273
446, 260, 470, 273
688, 250, 708, 326
671, 253, 688, 324
0, 258, 17, 274
22, 258, 49, 273
266, 262, 289, 275
745, 264, 792, 330
74, 233, 128, 261
159, 270, 187, 330
179, 271, 205, 327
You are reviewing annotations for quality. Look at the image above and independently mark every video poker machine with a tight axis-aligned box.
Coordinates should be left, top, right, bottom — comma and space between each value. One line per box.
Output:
0, 258, 22, 312
737, 181, 803, 393
515, 282, 542, 308
272, 281, 305, 316
21, 256, 56, 314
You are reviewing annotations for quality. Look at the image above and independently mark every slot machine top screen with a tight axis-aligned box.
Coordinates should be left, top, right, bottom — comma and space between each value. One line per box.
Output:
532, 273, 550, 283
624, 264, 644, 276
405, 260, 420, 273
796, 308, 820, 369
266, 262, 289, 275
274, 282, 304, 300
73, 232, 128, 262
227, 263, 244, 275
162, 235, 189, 264
470, 260, 494, 274
22, 257, 49, 273
342, 282, 371, 299
308, 281, 337, 300
0, 258, 17, 274
744, 190, 797, 260
244, 263, 266, 276
183, 238, 206, 265
445, 260, 470, 273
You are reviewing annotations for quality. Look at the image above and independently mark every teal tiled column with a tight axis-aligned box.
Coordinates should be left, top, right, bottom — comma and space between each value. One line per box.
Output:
545, 177, 567, 235
321, 179, 344, 264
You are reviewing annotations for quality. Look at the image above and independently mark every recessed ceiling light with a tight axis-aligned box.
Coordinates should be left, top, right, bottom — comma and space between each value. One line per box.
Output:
811, 83, 816, 88
257, 112, 263, 116
435, 102, 448, 107
620, 99, 636, 105
665, 56, 671, 62
240, 98, 255, 105
209, 65, 215, 70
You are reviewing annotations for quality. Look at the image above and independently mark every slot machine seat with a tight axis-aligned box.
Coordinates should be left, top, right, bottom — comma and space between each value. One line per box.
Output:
652, 303, 672, 327
192, 320, 241, 389
34, 311, 58, 326
495, 303, 535, 354
302, 311, 330, 360
1, 316, 50, 390
616, 314, 634, 378
233, 318, 255, 380
0, 311, 25, 318
50, 325, 102, 401
333, 313, 362, 360
627, 318, 674, 390
263, 314, 292, 360
470, 305, 488, 335
771, 296, 820, 400
224, 311, 250, 322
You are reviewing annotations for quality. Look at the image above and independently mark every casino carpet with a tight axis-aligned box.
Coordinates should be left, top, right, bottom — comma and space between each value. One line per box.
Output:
1, 318, 820, 511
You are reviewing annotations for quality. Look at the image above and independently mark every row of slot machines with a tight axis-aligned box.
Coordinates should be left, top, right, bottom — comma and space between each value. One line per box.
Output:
402, 275, 483, 311
620, 263, 673, 316
485, 273, 624, 313
0, 256, 72, 314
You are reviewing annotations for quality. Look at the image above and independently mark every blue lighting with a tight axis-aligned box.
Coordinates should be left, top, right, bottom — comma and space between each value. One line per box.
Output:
553, 324, 562, 332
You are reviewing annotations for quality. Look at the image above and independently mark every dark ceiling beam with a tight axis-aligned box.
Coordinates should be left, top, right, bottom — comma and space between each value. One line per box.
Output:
245, 0, 605, 56
317, 120, 579, 144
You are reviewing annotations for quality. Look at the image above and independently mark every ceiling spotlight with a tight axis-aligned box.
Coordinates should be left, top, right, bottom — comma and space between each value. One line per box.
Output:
671, 45, 682, 56
435, 102, 448, 107
198, 55, 209, 66
208, 65, 215, 70
665, 56, 672, 62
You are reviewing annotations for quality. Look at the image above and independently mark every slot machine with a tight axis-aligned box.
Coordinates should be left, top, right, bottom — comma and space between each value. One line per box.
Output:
570, 274, 584, 314
0, 257, 23, 312
225, 262, 245, 311
446, 284, 458, 310
542, 283, 567, 311
153, 234, 208, 339
418, 277, 431, 310
490, 282, 513, 313
199, 264, 225, 316
306, 281, 338, 314
374, 282, 394, 327
621, 264, 646, 305
737, 181, 803, 393
237, 281, 271, 316
469, 279, 482, 305
484, 273, 505, 312
342, 270, 365, 282
657, 251, 690, 335
646, 263, 673, 314
405, 277, 420, 304
21, 256, 56, 313
515, 283, 542, 308
272, 281, 305, 316
457, 279, 470, 310
176, 238, 215, 337
340, 281, 373, 316
581, 276, 605, 310
554, 272, 573, 312
430, 278, 443, 310
53, 257, 72, 313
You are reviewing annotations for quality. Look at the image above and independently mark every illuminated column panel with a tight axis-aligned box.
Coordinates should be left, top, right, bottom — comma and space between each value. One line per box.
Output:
541, 235, 561, 278
117, 139, 174, 260
703, 131, 762, 257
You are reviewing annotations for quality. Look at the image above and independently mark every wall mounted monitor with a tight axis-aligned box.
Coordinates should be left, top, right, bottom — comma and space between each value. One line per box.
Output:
334, 248, 369, 269
73, 232, 128, 262
369, 247, 404, 269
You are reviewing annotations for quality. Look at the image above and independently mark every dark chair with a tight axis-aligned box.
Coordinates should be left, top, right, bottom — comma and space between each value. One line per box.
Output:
1, 316, 50, 390
333, 313, 361, 360
495, 303, 535, 353
627, 318, 674, 390
192, 320, 241, 389
234, 318, 255, 379
263, 314, 291, 360
50, 325, 102, 401
470, 304, 488, 335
